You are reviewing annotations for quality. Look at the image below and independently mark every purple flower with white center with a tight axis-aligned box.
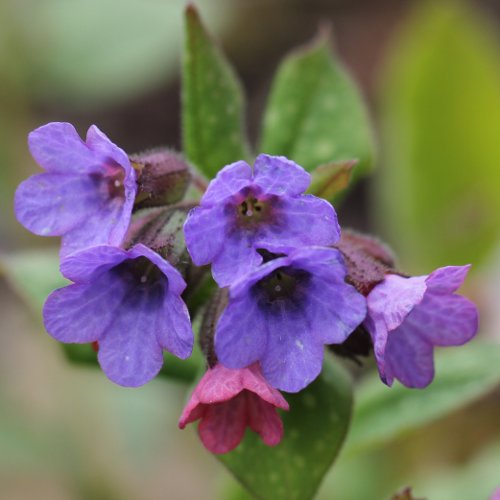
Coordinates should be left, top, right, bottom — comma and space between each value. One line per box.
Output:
43, 244, 194, 387
364, 265, 479, 389
215, 247, 366, 392
15, 122, 137, 257
184, 154, 340, 287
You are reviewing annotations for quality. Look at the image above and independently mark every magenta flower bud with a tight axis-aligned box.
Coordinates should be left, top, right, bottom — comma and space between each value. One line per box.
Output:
179, 363, 289, 454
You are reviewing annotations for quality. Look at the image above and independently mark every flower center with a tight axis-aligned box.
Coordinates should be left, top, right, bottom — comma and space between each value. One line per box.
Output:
105, 166, 126, 199
256, 267, 310, 304
113, 256, 166, 290
236, 196, 270, 226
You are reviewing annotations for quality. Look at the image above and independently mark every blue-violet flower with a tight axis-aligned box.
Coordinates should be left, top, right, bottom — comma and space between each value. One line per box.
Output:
15, 122, 137, 256
184, 154, 340, 287
215, 247, 366, 392
364, 265, 479, 388
43, 244, 194, 387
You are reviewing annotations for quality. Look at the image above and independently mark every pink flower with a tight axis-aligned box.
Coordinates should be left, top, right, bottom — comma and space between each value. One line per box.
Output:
179, 363, 289, 454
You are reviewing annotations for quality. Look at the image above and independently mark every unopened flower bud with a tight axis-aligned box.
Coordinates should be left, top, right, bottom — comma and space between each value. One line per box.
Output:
130, 149, 191, 209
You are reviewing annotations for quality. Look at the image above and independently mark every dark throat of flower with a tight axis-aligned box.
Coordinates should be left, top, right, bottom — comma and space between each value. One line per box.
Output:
255, 267, 311, 305
235, 195, 273, 228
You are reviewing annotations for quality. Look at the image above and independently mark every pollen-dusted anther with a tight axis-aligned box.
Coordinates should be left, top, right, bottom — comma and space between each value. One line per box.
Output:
130, 148, 191, 209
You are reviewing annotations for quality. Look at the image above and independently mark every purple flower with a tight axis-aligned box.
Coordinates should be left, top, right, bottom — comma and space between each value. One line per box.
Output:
364, 265, 479, 388
184, 154, 340, 287
179, 363, 289, 454
15, 122, 137, 257
43, 244, 193, 387
215, 247, 366, 392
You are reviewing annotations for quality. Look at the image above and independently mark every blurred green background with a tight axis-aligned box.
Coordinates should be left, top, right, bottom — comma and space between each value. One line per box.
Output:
1, 0, 499, 499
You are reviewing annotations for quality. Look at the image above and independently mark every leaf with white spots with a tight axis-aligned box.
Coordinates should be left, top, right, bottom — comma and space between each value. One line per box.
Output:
182, 5, 250, 179
219, 355, 353, 500
259, 29, 375, 183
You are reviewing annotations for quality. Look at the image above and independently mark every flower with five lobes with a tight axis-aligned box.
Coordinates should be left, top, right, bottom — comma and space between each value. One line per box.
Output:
15, 122, 137, 257
43, 244, 194, 387
184, 154, 340, 287
364, 265, 479, 388
179, 363, 289, 454
215, 246, 367, 393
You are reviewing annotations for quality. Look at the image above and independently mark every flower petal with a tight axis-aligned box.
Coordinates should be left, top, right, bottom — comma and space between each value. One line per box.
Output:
211, 232, 263, 287
409, 293, 478, 347
28, 122, 103, 174
156, 294, 193, 359
200, 161, 252, 207
184, 204, 228, 266
85, 125, 133, 176
384, 323, 435, 389
14, 173, 100, 236
215, 294, 267, 369
426, 265, 471, 294
257, 195, 340, 247
306, 276, 366, 344
60, 245, 128, 283
260, 307, 325, 393
253, 154, 310, 196
247, 392, 284, 446
97, 285, 166, 387
198, 393, 247, 454
367, 274, 427, 332
242, 364, 289, 410
43, 274, 128, 344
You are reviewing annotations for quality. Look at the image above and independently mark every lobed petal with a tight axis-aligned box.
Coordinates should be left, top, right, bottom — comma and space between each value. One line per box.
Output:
15, 173, 100, 237
211, 232, 263, 287
215, 294, 267, 369
306, 276, 366, 345
242, 364, 289, 410
28, 122, 102, 175
260, 307, 325, 393
200, 161, 252, 207
253, 154, 310, 196
247, 392, 284, 447
43, 273, 128, 344
384, 322, 435, 388
425, 265, 471, 294
60, 245, 128, 283
156, 293, 194, 359
408, 293, 478, 347
366, 274, 427, 332
184, 204, 228, 267
198, 393, 248, 454
97, 285, 166, 387
257, 195, 340, 248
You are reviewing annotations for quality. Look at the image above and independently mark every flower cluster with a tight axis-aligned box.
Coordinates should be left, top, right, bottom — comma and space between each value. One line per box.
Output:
15, 122, 479, 455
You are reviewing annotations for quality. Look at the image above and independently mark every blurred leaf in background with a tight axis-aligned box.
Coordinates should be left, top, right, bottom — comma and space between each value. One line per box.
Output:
0, 0, 235, 109
378, 1, 500, 272
259, 30, 375, 187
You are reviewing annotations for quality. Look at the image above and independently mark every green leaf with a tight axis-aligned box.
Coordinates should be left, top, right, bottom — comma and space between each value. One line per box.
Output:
0, 248, 67, 312
345, 342, 500, 456
378, 2, 500, 271
182, 5, 250, 178
308, 159, 357, 201
219, 356, 353, 500
259, 29, 375, 180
